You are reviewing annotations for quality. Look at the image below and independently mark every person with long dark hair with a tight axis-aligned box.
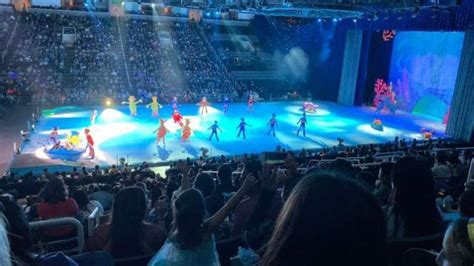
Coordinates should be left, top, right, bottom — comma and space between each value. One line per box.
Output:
386, 156, 443, 238
86, 187, 165, 258
37, 177, 79, 237
149, 165, 258, 265
260, 174, 387, 266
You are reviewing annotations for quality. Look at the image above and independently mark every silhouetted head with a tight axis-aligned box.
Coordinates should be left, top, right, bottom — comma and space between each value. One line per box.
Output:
261, 173, 387, 266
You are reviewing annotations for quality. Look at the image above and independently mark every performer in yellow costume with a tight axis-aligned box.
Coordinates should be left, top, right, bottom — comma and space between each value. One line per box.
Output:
146, 96, 162, 117
122, 96, 142, 116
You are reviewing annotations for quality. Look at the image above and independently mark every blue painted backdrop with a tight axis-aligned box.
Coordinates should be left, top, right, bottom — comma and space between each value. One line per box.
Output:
389, 31, 464, 119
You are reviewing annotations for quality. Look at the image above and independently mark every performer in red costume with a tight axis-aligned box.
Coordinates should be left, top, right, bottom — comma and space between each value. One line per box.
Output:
198, 96, 210, 115
181, 119, 193, 142
84, 128, 95, 159
154, 119, 169, 148
247, 95, 254, 113
172, 110, 184, 126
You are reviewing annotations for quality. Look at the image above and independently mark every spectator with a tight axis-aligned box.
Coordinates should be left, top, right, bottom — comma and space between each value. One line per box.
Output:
436, 218, 474, 266
260, 174, 387, 266
432, 151, 452, 179
37, 177, 79, 237
459, 190, 474, 218
386, 157, 443, 239
0, 218, 11, 266
373, 162, 393, 206
216, 164, 235, 195
89, 184, 113, 211
148, 170, 257, 265
194, 173, 223, 216
87, 187, 165, 258
71, 189, 104, 222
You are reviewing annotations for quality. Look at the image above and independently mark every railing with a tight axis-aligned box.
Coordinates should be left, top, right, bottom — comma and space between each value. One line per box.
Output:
87, 207, 101, 238
29, 217, 84, 254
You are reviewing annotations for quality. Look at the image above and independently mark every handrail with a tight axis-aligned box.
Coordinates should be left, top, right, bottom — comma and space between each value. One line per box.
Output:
29, 217, 84, 254
87, 207, 101, 237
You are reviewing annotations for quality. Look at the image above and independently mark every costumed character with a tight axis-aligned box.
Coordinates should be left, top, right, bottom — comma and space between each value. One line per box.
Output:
153, 119, 169, 147
302, 102, 319, 113
420, 128, 435, 140
47, 127, 59, 144
371, 119, 384, 132
122, 96, 142, 116
267, 113, 278, 137
297, 113, 307, 136
247, 95, 254, 113
171, 96, 179, 112
198, 97, 210, 115
181, 119, 193, 142
84, 128, 95, 159
90, 110, 98, 125
237, 118, 250, 139
65, 131, 81, 150
208, 121, 222, 141
147, 96, 163, 117
172, 110, 184, 127
223, 96, 229, 115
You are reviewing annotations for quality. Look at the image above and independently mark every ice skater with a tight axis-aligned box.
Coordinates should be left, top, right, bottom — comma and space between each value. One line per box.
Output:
236, 118, 250, 139
181, 119, 193, 142
153, 119, 169, 148
147, 96, 162, 117
122, 95, 142, 117
247, 95, 254, 113
208, 120, 222, 141
297, 113, 307, 137
171, 96, 179, 112
172, 110, 184, 127
84, 128, 95, 159
47, 126, 59, 144
223, 96, 229, 115
198, 96, 210, 116
90, 110, 98, 124
267, 113, 278, 137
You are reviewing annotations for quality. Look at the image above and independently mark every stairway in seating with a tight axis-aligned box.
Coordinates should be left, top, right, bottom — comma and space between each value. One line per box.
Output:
62, 47, 75, 91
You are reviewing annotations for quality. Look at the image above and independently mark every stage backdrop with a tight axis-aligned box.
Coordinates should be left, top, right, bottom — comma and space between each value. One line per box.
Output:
389, 31, 464, 119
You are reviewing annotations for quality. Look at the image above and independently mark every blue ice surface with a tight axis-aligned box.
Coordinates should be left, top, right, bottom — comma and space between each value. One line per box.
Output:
22, 101, 446, 166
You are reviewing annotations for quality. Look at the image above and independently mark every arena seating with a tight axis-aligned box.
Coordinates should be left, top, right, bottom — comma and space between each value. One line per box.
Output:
0, 136, 472, 265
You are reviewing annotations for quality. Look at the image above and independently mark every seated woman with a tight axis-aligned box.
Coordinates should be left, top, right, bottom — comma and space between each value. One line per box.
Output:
436, 218, 474, 266
385, 157, 443, 239
148, 164, 258, 266
86, 186, 166, 259
260, 173, 387, 266
37, 178, 79, 238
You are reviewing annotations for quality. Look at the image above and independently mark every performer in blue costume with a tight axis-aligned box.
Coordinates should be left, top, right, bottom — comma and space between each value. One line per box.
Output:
208, 121, 222, 141
267, 114, 278, 137
236, 118, 250, 139
297, 113, 307, 137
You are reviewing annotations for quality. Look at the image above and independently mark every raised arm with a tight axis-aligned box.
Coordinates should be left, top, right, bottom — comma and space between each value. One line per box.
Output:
205, 173, 257, 233
177, 161, 190, 191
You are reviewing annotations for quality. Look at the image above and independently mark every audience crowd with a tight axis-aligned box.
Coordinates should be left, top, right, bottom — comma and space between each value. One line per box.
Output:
0, 11, 292, 111
0, 136, 472, 265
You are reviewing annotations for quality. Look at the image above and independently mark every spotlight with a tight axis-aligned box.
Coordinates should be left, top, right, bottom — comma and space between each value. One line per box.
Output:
338, 17, 342, 21
151, 3, 155, 8
332, 18, 338, 22
353, 19, 357, 23
206, 12, 211, 17
104, 98, 113, 107
121, 1, 124, 5
317, 18, 322, 22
